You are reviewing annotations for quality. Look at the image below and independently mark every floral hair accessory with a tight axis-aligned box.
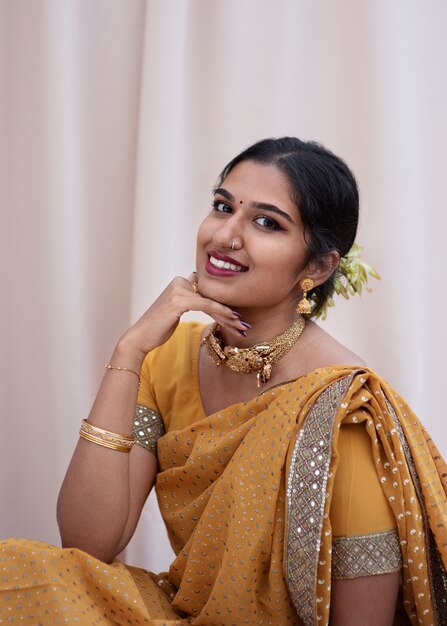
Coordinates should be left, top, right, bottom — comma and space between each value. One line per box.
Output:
312, 243, 381, 320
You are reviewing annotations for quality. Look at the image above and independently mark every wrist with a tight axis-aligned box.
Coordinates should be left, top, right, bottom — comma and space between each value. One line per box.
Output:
111, 336, 147, 371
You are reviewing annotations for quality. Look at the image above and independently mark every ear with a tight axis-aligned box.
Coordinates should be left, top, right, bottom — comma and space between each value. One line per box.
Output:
301, 251, 340, 288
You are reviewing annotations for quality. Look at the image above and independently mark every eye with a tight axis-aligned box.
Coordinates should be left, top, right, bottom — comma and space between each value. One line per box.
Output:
255, 215, 282, 231
212, 200, 232, 214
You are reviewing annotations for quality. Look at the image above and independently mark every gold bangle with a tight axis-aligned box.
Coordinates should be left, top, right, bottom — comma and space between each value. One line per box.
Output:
105, 363, 141, 383
79, 419, 134, 453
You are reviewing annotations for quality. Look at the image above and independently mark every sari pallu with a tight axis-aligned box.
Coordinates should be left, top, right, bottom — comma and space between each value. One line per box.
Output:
155, 367, 447, 625
1, 365, 447, 625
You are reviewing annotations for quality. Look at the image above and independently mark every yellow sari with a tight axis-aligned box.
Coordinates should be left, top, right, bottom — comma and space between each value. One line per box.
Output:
1, 323, 447, 625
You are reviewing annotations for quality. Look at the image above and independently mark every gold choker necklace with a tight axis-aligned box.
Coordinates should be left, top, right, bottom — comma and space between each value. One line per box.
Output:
202, 316, 306, 387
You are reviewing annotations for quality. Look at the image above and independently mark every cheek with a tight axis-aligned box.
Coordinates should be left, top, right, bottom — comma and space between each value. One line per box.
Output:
196, 219, 210, 249
270, 246, 307, 280
195, 218, 214, 269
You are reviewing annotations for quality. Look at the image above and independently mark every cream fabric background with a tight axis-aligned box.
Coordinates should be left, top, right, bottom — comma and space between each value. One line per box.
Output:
1, 0, 446, 572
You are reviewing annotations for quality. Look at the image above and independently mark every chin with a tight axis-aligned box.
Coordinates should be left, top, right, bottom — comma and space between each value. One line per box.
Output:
197, 281, 235, 308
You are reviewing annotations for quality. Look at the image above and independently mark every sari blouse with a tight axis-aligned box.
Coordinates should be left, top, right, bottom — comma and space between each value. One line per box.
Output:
131, 322, 447, 625
3, 322, 446, 625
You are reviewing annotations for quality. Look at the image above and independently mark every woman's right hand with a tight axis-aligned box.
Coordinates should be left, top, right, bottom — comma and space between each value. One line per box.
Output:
61, 276, 247, 562
116, 273, 248, 363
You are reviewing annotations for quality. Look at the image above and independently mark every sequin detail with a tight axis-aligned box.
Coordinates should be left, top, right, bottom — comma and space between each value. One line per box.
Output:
332, 529, 402, 578
285, 375, 353, 626
133, 404, 164, 456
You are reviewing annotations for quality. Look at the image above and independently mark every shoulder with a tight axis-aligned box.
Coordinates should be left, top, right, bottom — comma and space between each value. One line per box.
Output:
323, 340, 366, 368
157, 320, 205, 352
141, 321, 206, 372
138, 321, 207, 430
170, 321, 206, 346
296, 321, 366, 373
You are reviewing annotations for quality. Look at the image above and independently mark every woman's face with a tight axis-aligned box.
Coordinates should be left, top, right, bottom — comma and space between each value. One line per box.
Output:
196, 160, 311, 313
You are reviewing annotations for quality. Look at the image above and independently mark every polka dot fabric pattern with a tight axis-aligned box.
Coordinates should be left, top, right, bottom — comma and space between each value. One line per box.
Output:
0, 540, 185, 625
1, 366, 447, 625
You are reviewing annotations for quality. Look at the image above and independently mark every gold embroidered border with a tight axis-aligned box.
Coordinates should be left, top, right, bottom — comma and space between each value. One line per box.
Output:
332, 529, 402, 579
133, 405, 164, 457
285, 375, 353, 626
386, 399, 447, 625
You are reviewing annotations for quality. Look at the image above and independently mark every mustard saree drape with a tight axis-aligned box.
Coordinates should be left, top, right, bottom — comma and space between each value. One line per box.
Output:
1, 360, 447, 625
151, 366, 447, 625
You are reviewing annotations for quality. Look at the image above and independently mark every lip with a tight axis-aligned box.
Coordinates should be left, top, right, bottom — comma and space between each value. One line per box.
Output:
205, 249, 249, 277
208, 249, 248, 267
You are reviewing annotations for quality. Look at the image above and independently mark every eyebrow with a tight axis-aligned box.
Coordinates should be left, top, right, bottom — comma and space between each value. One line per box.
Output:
214, 187, 295, 223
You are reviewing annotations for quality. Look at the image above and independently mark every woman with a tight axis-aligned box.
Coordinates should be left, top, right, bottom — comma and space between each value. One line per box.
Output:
1, 138, 447, 625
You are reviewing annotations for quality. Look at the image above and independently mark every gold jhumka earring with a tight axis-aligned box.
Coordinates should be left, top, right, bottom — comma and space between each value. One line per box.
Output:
296, 278, 315, 315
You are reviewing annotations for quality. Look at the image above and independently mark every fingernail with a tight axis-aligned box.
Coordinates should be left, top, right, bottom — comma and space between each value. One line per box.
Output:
232, 310, 242, 318
240, 321, 252, 329
238, 330, 248, 337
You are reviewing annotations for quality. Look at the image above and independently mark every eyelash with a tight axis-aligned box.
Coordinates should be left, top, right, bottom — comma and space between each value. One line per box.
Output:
211, 201, 283, 231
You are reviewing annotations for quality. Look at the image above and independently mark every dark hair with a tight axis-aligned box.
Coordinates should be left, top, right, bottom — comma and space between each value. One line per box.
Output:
216, 137, 359, 317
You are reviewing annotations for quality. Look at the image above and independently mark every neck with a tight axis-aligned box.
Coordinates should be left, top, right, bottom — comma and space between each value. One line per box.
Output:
219, 306, 301, 348
202, 309, 307, 388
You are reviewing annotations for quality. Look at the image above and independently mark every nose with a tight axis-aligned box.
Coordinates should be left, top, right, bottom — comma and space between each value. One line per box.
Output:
212, 215, 243, 251
213, 231, 242, 252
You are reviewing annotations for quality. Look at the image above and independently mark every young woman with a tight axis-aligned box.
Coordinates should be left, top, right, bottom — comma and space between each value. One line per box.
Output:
1, 138, 447, 625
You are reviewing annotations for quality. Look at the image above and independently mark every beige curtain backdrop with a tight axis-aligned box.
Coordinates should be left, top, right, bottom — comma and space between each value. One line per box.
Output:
1, 0, 446, 572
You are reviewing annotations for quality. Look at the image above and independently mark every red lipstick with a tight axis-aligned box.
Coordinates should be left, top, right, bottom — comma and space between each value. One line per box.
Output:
208, 249, 247, 266
205, 249, 248, 277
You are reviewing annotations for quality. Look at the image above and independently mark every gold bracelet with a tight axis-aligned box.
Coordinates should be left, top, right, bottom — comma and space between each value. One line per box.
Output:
79, 420, 134, 453
105, 363, 141, 383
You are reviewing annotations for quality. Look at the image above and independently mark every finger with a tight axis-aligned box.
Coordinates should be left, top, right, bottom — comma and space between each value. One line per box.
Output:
186, 272, 200, 295
170, 284, 249, 331
207, 315, 252, 340
199, 299, 250, 331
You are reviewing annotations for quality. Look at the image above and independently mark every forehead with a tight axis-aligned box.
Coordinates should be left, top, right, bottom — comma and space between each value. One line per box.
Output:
220, 161, 296, 209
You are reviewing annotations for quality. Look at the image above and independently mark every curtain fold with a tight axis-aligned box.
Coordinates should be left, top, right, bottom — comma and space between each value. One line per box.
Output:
0, 0, 146, 542
1, 0, 446, 572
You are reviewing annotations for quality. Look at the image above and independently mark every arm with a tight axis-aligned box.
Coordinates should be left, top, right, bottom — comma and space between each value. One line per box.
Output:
330, 573, 401, 626
329, 423, 401, 624
57, 275, 247, 563
57, 340, 155, 563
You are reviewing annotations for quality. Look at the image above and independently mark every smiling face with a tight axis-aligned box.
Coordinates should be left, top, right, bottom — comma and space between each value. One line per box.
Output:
196, 160, 313, 315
